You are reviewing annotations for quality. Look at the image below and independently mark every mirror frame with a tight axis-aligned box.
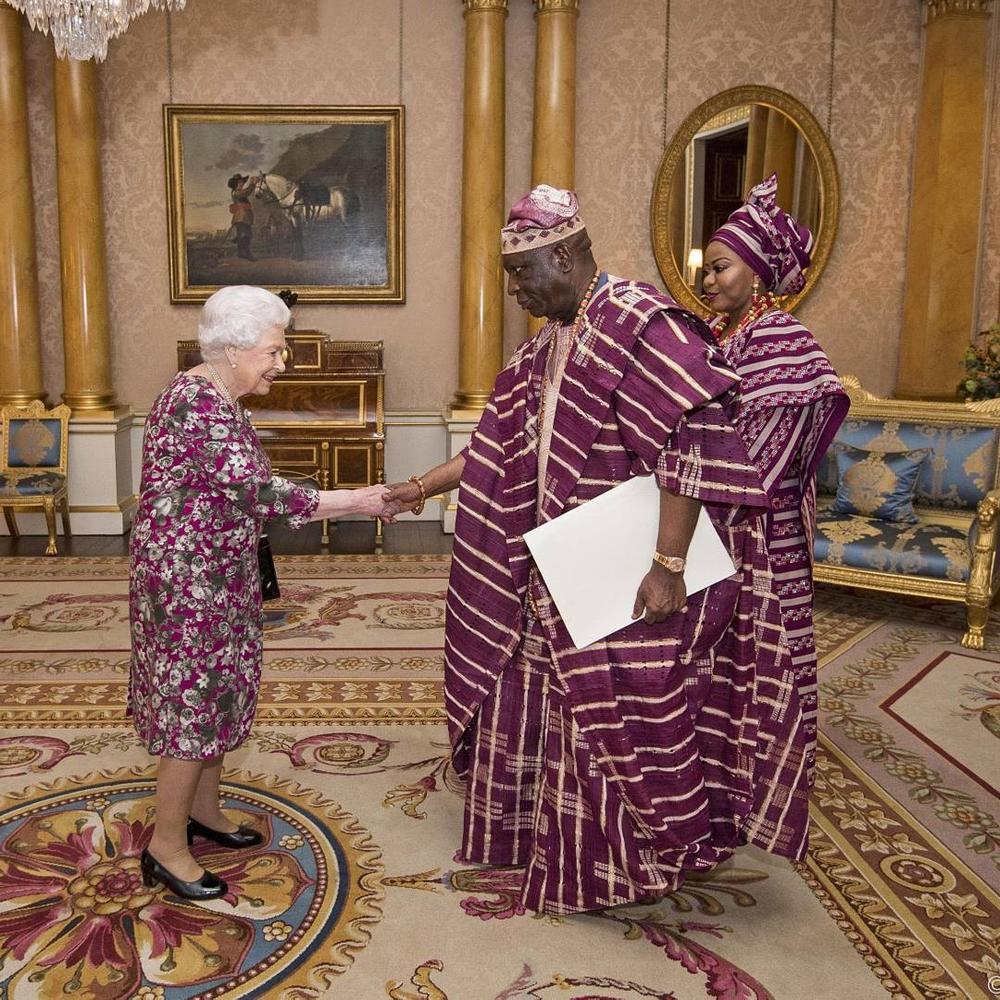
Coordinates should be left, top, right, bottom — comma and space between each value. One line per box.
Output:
651, 85, 840, 318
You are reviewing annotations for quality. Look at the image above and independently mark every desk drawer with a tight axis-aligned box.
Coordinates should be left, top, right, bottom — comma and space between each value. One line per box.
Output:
263, 442, 324, 467
333, 445, 376, 487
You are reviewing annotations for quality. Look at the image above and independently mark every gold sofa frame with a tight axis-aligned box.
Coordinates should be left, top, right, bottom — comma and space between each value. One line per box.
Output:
813, 377, 1000, 650
1, 400, 72, 556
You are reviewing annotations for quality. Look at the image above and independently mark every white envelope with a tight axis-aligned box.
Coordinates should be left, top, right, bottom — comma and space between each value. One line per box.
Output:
523, 474, 737, 649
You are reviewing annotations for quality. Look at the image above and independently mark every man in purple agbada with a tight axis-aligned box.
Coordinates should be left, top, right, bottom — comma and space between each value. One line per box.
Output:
388, 185, 809, 916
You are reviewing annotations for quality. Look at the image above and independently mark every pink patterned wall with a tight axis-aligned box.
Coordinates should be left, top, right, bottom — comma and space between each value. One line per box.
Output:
978, 7, 1000, 336
19, 0, 995, 409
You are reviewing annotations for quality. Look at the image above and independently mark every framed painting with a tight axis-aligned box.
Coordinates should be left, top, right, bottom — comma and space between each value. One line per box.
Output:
164, 105, 404, 303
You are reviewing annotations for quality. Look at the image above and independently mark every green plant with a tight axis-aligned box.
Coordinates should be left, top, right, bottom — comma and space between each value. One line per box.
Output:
958, 322, 1000, 401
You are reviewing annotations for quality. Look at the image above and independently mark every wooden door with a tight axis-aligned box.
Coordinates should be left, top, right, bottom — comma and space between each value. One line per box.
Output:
701, 127, 748, 241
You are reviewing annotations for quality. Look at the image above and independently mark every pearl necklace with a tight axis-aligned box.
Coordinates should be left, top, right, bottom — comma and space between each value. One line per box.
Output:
206, 361, 237, 410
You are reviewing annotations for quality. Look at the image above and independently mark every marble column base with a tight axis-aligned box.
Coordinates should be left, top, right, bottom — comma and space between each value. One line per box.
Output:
441, 407, 481, 534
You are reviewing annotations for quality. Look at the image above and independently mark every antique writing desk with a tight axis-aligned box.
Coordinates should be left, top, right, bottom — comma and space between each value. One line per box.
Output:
177, 332, 385, 544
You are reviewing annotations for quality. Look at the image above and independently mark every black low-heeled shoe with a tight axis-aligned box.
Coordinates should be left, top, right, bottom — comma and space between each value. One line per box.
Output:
140, 848, 227, 901
187, 816, 264, 850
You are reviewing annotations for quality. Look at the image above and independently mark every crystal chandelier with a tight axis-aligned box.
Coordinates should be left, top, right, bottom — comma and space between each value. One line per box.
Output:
9, 0, 187, 62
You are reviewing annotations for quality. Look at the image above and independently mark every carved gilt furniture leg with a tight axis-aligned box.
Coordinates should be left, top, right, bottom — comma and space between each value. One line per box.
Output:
2, 506, 18, 538
962, 490, 999, 650
60, 495, 71, 537
42, 497, 57, 555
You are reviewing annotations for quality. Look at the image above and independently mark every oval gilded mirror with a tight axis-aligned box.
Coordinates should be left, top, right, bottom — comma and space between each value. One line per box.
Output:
651, 85, 839, 318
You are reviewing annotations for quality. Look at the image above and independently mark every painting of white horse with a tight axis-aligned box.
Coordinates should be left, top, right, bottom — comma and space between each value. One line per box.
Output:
165, 106, 403, 303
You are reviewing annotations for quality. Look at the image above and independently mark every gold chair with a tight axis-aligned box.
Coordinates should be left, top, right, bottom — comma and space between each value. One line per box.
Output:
1, 400, 71, 555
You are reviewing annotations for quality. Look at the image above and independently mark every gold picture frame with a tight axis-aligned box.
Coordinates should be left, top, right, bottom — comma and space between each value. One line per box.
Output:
164, 105, 405, 304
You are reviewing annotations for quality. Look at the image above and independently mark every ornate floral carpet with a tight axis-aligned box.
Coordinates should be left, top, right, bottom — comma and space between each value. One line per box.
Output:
0, 556, 996, 1000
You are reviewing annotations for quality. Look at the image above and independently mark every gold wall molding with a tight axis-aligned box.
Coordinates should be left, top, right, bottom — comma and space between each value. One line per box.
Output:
534, 0, 580, 13
701, 104, 752, 133
462, 0, 508, 14
70, 495, 138, 514
926, 0, 993, 20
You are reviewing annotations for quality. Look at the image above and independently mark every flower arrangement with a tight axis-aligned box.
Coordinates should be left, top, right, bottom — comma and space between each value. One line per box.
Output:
958, 322, 1000, 401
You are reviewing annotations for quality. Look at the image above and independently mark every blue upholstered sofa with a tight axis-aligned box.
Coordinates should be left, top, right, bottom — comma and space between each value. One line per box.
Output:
813, 376, 1000, 650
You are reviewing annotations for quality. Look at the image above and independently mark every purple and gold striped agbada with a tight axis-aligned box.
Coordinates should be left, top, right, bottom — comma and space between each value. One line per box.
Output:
445, 277, 815, 915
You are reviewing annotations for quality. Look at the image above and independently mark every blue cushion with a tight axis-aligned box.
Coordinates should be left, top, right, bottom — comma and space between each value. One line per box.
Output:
832, 419, 998, 510
0, 472, 66, 497
6, 418, 63, 468
814, 506, 972, 582
830, 445, 930, 524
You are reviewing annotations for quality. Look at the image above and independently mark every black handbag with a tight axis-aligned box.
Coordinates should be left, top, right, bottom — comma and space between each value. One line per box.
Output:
257, 535, 280, 601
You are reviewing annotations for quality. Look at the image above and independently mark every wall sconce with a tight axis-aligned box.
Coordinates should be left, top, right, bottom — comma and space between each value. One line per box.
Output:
686, 248, 703, 286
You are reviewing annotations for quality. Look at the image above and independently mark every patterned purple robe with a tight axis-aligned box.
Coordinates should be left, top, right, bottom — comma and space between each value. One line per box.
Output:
716, 310, 848, 774
128, 374, 318, 761
445, 278, 809, 915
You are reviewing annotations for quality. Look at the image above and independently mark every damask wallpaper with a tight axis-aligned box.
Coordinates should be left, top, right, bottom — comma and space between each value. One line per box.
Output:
978, 6, 1000, 337
18, 0, 998, 410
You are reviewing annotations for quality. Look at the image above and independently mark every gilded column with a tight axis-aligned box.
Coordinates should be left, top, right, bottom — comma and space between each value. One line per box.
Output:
53, 55, 116, 411
761, 110, 798, 210
897, 0, 994, 399
0, 3, 45, 405
531, 0, 579, 190
795, 151, 821, 238
744, 104, 769, 193
527, 0, 580, 336
452, 0, 508, 412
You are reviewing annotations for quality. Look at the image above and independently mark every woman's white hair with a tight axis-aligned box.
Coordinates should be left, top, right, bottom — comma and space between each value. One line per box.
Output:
197, 285, 290, 358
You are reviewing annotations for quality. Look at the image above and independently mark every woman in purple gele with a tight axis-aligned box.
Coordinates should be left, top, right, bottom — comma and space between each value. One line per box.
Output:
702, 173, 849, 779
128, 285, 390, 901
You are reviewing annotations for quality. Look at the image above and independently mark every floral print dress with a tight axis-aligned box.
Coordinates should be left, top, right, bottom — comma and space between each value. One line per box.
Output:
128, 374, 318, 760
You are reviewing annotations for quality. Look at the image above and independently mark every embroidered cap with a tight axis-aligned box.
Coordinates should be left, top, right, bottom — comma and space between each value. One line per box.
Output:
500, 184, 586, 255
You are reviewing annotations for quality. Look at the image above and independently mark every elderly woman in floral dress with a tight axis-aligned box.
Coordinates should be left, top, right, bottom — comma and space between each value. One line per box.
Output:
129, 285, 389, 901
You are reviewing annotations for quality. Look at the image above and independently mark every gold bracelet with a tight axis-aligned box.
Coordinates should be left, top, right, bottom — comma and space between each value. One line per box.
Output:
408, 474, 427, 516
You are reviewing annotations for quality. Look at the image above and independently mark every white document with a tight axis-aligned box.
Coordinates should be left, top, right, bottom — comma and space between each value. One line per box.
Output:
523, 474, 737, 649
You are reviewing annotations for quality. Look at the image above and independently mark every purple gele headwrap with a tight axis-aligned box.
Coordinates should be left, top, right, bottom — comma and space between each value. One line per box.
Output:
500, 184, 586, 255
709, 173, 814, 295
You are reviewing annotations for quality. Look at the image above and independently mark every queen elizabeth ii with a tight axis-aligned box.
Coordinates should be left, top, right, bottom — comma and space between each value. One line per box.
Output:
128, 285, 389, 901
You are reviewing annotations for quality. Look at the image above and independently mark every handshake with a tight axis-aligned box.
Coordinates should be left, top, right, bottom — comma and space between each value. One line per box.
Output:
377, 479, 427, 523
320, 479, 428, 524
326, 457, 464, 525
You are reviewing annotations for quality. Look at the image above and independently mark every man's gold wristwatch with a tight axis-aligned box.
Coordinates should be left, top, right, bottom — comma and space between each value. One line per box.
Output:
652, 552, 686, 573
